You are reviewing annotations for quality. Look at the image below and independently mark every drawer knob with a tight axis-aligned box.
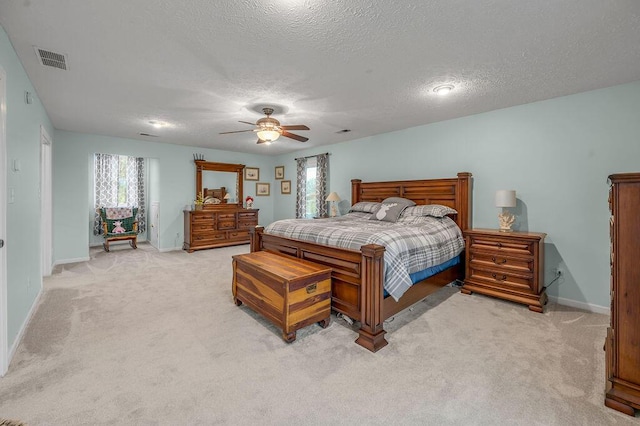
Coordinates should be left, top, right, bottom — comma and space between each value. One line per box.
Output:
492, 273, 507, 281
496, 242, 503, 248
306, 283, 317, 294
492, 256, 507, 264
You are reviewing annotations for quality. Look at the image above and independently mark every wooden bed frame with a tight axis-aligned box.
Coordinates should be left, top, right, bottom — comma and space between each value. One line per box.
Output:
250, 172, 472, 352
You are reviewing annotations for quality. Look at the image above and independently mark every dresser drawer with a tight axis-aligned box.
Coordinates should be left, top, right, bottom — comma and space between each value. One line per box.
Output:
469, 236, 534, 257
191, 213, 215, 224
238, 220, 258, 229
238, 211, 257, 220
469, 252, 533, 273
468, 267, 534, 292
191, 222, 216, 232
228, 230, 249, 240
192, 231, 226, 245
219, 220, 237, 230
218, 213, 236, 220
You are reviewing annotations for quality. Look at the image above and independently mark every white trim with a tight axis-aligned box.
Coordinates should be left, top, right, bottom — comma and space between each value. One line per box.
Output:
0, 66, 8, 376
159, 246, 183, 253
7, 286, 43, 366
52, 256, 91, 267
548, 296, 610, 315
40, 125, 53, 277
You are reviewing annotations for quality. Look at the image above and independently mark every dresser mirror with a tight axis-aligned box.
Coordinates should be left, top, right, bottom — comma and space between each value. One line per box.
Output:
195, 160, 244, 207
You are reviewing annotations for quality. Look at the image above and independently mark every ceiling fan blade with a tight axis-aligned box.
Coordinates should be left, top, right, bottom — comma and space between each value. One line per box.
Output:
282, 131, 309, 142
280, 125, 309, 131
238, 120, 256, 126
219, 129, 255, 134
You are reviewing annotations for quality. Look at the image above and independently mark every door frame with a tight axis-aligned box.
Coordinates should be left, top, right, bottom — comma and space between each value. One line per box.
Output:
0, 66, 8, 376
149, 201, 159, 249
40, 125, 52, 276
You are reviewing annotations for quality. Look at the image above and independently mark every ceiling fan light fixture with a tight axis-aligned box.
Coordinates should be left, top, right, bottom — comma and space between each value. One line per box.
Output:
256, 129, 281, 142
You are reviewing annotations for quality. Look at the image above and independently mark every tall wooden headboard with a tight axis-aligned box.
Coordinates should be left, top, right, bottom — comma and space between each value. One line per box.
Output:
351, 172, 472, 231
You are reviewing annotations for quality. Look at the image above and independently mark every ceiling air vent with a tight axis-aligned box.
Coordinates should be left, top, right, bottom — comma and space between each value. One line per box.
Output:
34, 47, 68, 70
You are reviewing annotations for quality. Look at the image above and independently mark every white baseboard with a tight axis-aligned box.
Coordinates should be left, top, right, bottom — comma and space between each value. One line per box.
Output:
548, 295, 610, 315
53, 256, 90, 267
7, 286, 43, 368
159, 246, 183, 253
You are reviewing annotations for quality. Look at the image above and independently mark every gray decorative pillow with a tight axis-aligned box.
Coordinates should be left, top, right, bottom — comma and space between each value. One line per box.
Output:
400, 204, 458, 218
369, 202, 408, 222
382, 197, 416, 207
349, 202, 380, 214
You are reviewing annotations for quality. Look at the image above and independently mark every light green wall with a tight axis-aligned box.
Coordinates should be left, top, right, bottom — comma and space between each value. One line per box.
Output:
0, 26, 55, 348
53, 130, 276, 260
273, 81, 640, 309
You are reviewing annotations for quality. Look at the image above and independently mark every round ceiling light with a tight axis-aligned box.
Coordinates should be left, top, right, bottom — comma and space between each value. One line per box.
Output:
433, 84, 454, 96
149, 120, 168, 128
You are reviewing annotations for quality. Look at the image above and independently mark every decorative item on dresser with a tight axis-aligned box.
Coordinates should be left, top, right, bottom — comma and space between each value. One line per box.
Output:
184, 160, 259, 252
461, 229, 547, 312
605, 173, 640, 416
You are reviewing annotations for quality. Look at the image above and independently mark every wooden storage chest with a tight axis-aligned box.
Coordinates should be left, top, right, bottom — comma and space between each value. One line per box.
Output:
232, 251, 332, 342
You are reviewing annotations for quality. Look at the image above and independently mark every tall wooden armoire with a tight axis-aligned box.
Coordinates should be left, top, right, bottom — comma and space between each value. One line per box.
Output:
605, 173, 640, 416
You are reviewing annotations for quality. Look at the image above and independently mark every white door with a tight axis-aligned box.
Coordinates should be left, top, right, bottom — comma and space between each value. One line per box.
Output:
149, 202, 159, 249
0, 67, 8, 376
40, 126, 52, 276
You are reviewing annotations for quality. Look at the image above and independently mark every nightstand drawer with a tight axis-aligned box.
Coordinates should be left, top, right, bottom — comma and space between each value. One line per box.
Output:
469, 252, 533, 273
469, 236, 534, 256
468, 267, 534, 292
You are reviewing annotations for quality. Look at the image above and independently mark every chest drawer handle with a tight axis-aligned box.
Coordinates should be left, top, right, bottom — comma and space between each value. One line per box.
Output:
492, 256, 507, 264
306, 283, 317, 294
492, 273, 507, 281
496, 242, 503, 248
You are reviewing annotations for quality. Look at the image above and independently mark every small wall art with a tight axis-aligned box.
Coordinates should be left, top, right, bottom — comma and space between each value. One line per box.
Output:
281, 180, 291, 194
275, 165, 285, 179
256, 182, 270, 196
245, 167, 259, 181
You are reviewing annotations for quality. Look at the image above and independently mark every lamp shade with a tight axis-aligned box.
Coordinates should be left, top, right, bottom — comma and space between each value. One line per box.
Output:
325, 192, 341, 202
223, 193, 230, 200
495, 190, 516, 208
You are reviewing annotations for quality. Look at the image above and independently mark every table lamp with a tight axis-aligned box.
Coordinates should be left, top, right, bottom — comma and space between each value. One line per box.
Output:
495, 190, 516, 232
223, 193, 231, 204
326, 192, 341, 217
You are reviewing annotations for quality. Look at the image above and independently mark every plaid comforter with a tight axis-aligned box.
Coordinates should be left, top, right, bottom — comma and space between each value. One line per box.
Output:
264, 212, 464, 301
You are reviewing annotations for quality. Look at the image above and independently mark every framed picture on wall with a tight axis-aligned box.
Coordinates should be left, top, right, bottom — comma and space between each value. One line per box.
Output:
256, 182, 270, 196
275, 165, 285, 179
281, 180, 291, 194
245, 167, 259, 181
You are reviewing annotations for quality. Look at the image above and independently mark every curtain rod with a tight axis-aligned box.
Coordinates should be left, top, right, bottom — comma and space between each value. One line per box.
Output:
294, 152, 331, 161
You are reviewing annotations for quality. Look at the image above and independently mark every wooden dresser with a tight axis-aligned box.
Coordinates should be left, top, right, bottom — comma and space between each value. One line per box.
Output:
461, 229, 547, 312
183, 207, 258, 252
605, 173, 640, 416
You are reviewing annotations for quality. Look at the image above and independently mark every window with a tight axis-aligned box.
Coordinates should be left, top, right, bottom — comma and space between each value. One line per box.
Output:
304, 157, 317, 218
93, 153, 146, 235
295, 153, 328, 219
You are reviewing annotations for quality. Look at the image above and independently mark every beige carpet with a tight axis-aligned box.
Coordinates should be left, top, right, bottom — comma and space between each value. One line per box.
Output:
0, 243, 636, 425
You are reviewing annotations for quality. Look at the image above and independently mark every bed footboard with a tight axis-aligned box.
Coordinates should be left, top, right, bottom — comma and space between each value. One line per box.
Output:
250, 226, 390, 351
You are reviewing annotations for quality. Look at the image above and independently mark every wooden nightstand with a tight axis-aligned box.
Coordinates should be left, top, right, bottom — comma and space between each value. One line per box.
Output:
461, 229, 547, 312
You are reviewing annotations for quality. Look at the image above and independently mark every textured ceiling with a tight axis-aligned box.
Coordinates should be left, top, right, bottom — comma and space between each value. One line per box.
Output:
1, 1, 640, 155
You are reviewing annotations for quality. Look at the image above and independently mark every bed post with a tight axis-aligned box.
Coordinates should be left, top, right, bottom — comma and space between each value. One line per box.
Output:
250, 226, 264, 253
351, 179, 362, 204
356, 244, 387, 352
456, 172, 472, 231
